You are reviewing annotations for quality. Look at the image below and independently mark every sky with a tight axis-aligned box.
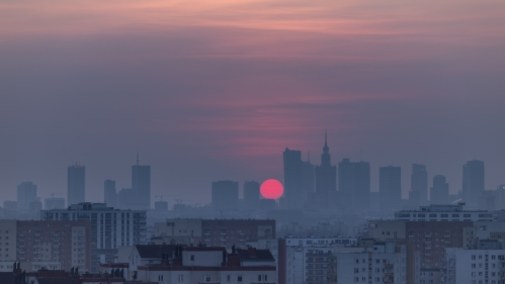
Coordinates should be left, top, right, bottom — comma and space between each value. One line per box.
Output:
1, 0, 504, 205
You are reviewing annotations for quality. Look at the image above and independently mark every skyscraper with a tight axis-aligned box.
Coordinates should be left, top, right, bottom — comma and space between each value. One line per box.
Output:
211, 180, 239, 211
283, 148, 304, 209
17, 181, 38, 211
104, 179, 117, 207
379, 166, 402, 210
301, 157, 315, 194
67, 164, 85, 206
338, 159, 371, 211
315, 131, 337, 205
462, 160, 485, 208
410, 164, 428, 206
431, 175, 449, 204
243, 181, 260, 209
132, 155, 151, 209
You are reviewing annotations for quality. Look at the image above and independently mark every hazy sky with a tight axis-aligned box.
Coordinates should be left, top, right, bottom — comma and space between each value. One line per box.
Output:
1, 0, 504, 205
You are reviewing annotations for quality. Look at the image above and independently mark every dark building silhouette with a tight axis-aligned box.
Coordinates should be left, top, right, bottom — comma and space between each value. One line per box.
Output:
211, 180, 239, 211
410, 164, 428, 206
315, 131, 337, 206
379, 166, 402, 210
132, 155, 151, 209
431, 175, 449, 204
283, 148, 304, 209
301, 155, 315, 194
338, 159, 371, 211
67, 164, 85, 206
243, 181, 260, 209
462, 160, 485, 208
104, 179, 117, 207
17, 181, 38, 212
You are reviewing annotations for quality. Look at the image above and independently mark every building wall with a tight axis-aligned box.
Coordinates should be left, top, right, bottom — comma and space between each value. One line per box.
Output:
17, 220, 92, 272
42, 203, 147, 272
446, 248, 505, 284
0, 220, 17, 272
182, 250, 223, 267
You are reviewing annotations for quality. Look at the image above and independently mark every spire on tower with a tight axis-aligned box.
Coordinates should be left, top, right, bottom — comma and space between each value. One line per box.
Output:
323, 129, 329, 153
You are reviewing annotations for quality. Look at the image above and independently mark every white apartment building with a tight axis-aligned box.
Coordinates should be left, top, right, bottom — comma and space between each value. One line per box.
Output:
446, 248, 505, 284
283, 237, 358, 284
42, 202, 147, 271
335, 242, 409, 284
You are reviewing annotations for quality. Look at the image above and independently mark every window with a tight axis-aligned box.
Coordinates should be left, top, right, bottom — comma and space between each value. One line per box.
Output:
237, 276, 243, 282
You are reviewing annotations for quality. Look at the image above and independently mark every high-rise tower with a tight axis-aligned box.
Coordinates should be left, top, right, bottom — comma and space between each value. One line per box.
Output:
104, 179, 117, 207
410, 164, 428, 206
283, 148, 304, 209
379, 166, 402, 210
17, 181, 38, 211
431, 175, 449, 204
132, 154, 151, 209
338, 159, 371, 211
67, 164, 85, 206
315, 131, 337, 204
462, 160, 485, 208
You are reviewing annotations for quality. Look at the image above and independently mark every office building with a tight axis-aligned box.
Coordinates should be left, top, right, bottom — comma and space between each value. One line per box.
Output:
104, 179, 117, 207
243, 181, 260, 209
211, 180, 239, 211
463, 160, 485, 208
379, 166, 402, 210
17, 181, 38, 212
338, 159, 371, 211
283, 148, 304, 209
67, 164, 85, 206
431, 175, 449, 204
410, 164, 428, 206
132, 156, 151, 210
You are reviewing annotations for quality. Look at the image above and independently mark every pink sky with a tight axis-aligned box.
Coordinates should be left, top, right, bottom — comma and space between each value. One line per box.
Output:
1, 0, 504, 203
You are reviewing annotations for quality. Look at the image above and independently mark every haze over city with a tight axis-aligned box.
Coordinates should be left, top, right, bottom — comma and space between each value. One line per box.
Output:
1, 0, 505, 204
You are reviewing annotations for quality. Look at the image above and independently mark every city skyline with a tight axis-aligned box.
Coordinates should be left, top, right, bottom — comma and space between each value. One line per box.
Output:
1, 0, 505, 203
1, 146, 499, 208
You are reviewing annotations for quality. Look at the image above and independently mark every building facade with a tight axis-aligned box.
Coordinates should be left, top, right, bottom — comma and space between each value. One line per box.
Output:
42, 202, 147, 272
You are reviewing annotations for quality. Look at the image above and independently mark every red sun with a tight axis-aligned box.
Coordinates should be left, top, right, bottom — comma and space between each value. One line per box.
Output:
260, 179, 284, 200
